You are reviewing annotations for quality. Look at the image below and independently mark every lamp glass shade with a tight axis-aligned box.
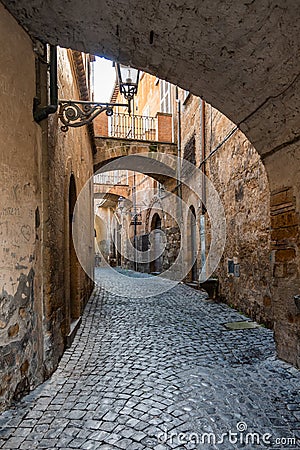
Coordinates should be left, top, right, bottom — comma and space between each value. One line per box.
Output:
116, 63, 140, 100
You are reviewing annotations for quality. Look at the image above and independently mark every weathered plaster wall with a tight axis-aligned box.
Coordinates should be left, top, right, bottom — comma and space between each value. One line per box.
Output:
0, 4, 44, 410
0, 7, 95, 411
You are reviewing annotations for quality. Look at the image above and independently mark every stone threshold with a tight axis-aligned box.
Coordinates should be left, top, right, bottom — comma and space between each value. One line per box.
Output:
66, 317, 82, 348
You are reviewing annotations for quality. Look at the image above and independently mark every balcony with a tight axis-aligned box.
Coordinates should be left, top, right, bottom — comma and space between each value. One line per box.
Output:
94, 111, 173, 143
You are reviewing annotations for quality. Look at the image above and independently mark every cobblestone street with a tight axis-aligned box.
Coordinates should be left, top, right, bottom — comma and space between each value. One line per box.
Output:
0, 269, 300, 449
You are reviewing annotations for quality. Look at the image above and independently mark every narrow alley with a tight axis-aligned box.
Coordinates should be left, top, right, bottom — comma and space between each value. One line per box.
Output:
1, 0, 300, 427
0, 270, 299, 449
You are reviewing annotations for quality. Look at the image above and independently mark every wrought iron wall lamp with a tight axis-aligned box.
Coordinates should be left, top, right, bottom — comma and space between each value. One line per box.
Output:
59, 99, 126, 132
59, 62, 140, 131
34, 46, 140, 131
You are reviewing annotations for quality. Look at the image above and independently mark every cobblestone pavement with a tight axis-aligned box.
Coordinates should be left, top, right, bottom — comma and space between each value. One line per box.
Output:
1, 268, 300, 449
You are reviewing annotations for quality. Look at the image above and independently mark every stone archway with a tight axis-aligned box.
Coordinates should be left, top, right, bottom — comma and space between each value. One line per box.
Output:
2, 0, 300, 366
2, 0, 300, 158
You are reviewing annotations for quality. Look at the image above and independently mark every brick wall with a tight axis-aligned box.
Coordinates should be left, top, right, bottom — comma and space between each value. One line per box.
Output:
156, 112, 172, 142
94, 113, 108, 136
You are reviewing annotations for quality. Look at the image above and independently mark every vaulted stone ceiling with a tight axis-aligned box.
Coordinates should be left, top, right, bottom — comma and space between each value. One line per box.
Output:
2, 0, 300, 156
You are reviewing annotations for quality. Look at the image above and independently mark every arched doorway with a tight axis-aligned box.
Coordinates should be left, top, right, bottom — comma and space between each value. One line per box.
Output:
188, 206, 197, 282
68, 174, 80, 322
94, 215, 108, 266
150, 213, 163, 274
109, 223, 121, 267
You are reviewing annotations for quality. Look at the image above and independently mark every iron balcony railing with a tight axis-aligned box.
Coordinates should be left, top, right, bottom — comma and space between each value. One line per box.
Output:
94, 170, 128, 185
109, 113, 157, 141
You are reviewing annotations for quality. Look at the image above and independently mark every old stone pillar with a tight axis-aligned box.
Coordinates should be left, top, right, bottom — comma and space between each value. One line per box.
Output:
264, 142, 300, 367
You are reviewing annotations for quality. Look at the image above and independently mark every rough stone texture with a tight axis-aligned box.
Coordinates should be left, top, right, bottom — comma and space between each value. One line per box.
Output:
42, 48, 94, 376
161, 226, 181, 272
0, 271, 300, 449
94, 168, 181, 275
265, 145, 300, 367
204, 104, 272, 328
2, 0, 300, 158
0, 6, 94, 411
1, 0, 300, 408
94, 205, 117, 266
177, 91, 272, 326
93, 65, 300, 369
129, 176, 180, 274
94, 137, 177, 173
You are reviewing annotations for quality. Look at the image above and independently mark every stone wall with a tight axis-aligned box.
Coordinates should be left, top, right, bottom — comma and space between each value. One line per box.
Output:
94, 137, 177, 172
43, 48, 94, 375
0, 5, 94, 411
264, 144, 300, 367
179, 93, 272, 327
206, 105, 272, 327
0, 4, 44, 410
3, 0, 299, 169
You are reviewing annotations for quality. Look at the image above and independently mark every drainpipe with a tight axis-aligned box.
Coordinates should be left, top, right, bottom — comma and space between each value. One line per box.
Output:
176, 87, 182, 201
200, 99, 206, 211
176, 86, 182, 224
200, 98, 206, 281
175, 87, 184, 275
34, 45, 58, 122
171, 86, 175, 143
131, 97, 135, 138
133, 172, 138, 271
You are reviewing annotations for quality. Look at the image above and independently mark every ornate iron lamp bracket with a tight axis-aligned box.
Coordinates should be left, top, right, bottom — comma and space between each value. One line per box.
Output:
58, 100, 128, 132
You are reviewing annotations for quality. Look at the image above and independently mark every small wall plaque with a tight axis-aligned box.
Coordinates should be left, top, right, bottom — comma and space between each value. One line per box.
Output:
228, 259, 234, 275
